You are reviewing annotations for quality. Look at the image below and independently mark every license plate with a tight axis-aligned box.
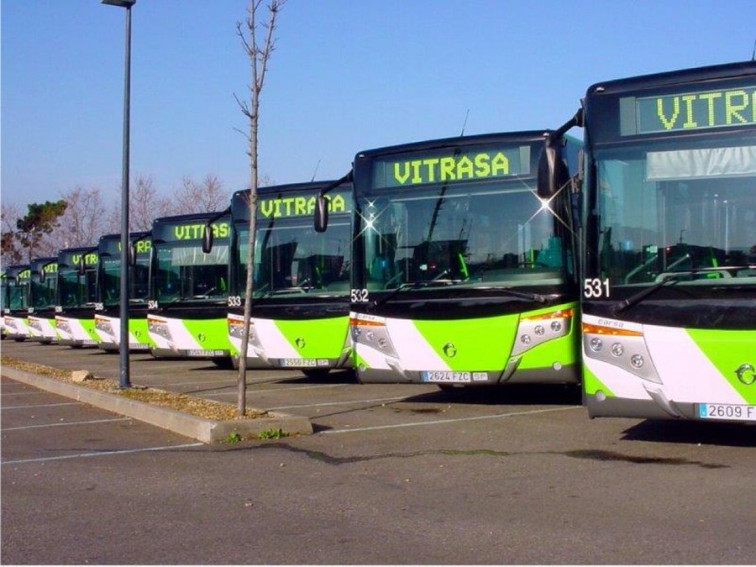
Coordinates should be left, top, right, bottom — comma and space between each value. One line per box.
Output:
281, 358, 317, 367
187, 349, 225, 357
421, 371, 472, 383
697, 403, 756, 422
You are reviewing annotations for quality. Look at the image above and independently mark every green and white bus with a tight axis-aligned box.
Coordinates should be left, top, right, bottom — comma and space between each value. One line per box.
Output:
56, 247, 100, 347
545, 60, 756, 422
3, 265, 32, 341
0, 270, 6, 338
228, 181, 353, 376
147, 211, 233, 365
27, 257, 59, 344
317, 131, 581, 388
95, 232, 154, 352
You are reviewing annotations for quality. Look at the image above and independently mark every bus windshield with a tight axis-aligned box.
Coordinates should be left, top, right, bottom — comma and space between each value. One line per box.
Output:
58, 268, 96, 308
237, 217, 351, 297
359, 179, 568, 291
30, 273, 57, 309
155, 242, 229, 302
593, 138, 756, 289
8, 278, 29, 310
100, 256, 150, 306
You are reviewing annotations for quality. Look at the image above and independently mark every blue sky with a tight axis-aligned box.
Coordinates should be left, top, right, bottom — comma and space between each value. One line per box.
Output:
3, 0, 755, 211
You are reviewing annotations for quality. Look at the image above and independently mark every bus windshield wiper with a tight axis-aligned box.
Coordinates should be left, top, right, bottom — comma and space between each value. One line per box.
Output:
615, 265, 756, 315
613, 276, 682, 314
372, 279, 464, 308
612, 267, 732, 314
486, 285, 548, 304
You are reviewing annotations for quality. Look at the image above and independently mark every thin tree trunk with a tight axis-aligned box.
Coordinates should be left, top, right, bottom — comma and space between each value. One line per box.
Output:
236, 0, 284, 417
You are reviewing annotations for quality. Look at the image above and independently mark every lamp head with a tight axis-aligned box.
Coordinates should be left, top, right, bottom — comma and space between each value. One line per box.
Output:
102, 0, 136, 7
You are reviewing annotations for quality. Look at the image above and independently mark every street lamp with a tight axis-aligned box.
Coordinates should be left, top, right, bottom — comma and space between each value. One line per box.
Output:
102, 0, 136, 388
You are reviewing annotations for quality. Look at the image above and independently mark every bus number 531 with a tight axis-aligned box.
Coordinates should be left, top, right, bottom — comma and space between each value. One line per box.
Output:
583, 278, 610, 299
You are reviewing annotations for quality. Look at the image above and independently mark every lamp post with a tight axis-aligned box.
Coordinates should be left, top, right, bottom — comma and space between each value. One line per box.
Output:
102, 0, 136, 388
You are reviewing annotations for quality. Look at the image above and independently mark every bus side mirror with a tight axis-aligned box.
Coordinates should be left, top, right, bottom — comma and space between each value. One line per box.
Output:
537, 134, 570, 200
38, 269, 46, 283
78, 258, 86, 276
314, 194, 329, 233
127, 243, 137, 266
202, 224, 214, 254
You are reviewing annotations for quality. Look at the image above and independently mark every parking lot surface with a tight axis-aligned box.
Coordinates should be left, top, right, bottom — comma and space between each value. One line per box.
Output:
2, 339, 755, 564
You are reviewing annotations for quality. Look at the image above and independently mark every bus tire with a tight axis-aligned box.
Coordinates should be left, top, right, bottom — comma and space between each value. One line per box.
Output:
301, 369, 330, 380
437, 383, 467, 393
211, 357, 234, 369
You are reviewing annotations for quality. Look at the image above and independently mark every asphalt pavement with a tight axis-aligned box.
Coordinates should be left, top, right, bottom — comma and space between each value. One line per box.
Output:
2, 338, 755, 564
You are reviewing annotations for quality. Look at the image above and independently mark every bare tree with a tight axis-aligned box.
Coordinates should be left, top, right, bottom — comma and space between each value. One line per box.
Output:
173, 174, 230, 214
1, 203, 23, 264
55, 186, 109, 248
235, 0, 285, 416
107, 175, 172, 232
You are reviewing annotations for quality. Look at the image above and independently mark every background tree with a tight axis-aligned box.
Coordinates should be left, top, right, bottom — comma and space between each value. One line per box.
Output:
107, 175, 173, 233
56, 187, 108, 248
1, 203, 24, 264
235, 0, 285, 416
14, 200, 68, 262
173, 174, 230, 214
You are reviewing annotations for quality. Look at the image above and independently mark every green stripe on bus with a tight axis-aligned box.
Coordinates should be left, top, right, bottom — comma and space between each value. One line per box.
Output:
687, 328, 756, 404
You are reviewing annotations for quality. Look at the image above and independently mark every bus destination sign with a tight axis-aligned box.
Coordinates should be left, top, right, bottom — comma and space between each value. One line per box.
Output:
258, 191, 351, 219
371, 146, 530, 189
622, 86, 756, 136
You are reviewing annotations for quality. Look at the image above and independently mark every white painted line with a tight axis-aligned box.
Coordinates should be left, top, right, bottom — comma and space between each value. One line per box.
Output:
202, 383, 347, 398
3, 402, 82, 410
2, 442, 205, 465
141, 378, 236, 388
2, 417, 131, 432
321, 406, 582, 434
270, 396, 406, 411
0, 391, 50, 397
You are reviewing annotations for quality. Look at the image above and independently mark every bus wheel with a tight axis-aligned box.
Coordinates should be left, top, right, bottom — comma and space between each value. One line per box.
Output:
301, 369, 330, 380
211, 357, 234, 369
437, 383, 467, 393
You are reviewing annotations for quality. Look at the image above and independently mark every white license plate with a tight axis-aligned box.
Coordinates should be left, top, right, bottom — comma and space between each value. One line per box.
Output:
281, 358, 317, 367
421, 371, 472, 383
697, 403, 756, 422
187, 349, 224, 357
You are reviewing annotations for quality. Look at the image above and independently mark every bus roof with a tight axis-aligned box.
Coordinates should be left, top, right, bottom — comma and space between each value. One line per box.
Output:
355, 130, 552, 160
232, 180, 348, 202
99, 230, 150, 243
3, 265, 30, 276
30, 257, 57, 268
58, 245, 97, 255
586, 60, 755, 98
152, 210, 229, 225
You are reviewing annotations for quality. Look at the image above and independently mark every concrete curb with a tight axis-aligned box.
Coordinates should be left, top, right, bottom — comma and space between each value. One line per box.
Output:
3, 367, 313, 443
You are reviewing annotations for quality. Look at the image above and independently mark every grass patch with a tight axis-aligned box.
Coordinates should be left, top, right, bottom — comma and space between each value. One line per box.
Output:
2, 355, 268, 421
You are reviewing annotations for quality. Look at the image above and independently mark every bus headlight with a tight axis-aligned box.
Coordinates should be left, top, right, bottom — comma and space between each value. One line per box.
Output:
512, 309, 574, 356
350, 316, 399, 359
148, 317, 172, 341
582, 323, 660, 384
95, 316, 114, 335
56, 318, 72, 335
229, 317, 257, 344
